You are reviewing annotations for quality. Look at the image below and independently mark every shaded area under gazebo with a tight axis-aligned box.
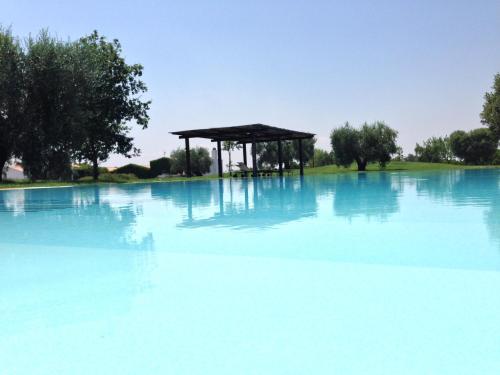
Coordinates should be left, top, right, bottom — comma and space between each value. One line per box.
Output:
171, 124, 315, 177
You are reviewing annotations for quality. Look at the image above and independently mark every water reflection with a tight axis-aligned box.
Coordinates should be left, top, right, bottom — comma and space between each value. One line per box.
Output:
0, 184, 157, 337
150, 177, 318, 229
332, 173, 402, 220
1, 170, 499, 253
416, 169, 500, 246
0, 185, 154, 250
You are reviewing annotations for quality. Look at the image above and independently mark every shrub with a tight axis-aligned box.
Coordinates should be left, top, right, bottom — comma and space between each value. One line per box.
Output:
113, 164, 151, 179
73, 164, 108, 179
79, 173, 137, 183
150, 157, 171, 177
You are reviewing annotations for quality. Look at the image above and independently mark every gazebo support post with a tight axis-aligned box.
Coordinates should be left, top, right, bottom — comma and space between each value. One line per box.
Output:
298, 138, 304, 176
252, 138, 257, 177
217, 140, 223, 178
185, 137, 191, 177
278, 140, 283, 176
242, 143, 247, 165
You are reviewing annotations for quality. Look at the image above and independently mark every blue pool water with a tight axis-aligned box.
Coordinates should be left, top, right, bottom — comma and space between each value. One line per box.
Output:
1, 169, 500, 374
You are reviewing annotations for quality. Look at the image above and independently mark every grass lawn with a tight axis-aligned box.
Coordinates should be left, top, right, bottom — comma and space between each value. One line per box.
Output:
1, 161, 498, 190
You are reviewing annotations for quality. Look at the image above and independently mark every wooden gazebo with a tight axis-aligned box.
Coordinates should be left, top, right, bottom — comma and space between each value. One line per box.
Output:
171, 124, 315, 177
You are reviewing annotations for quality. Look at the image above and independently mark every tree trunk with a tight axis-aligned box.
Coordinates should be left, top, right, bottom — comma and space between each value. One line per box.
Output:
0, 152, 9, 182
92, 158, 99, 181
356, 158, 367, 171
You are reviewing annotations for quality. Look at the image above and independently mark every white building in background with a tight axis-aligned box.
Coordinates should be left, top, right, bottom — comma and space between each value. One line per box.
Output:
2, 161, 27, 180
209, 147, 219, 175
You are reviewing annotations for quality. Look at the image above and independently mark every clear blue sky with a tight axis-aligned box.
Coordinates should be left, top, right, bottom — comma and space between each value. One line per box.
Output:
3, 0, 500, 166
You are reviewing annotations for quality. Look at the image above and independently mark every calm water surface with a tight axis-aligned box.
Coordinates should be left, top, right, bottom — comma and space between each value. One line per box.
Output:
1, 169, 500, 374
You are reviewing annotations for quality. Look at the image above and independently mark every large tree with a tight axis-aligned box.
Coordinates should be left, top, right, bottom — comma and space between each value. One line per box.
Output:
21, 31, 77, 180
330, 121, 398, 171
449, 128, 497, 165
481, 73, 500, 141
72, 31, 150, 180
0, 28, 24, 181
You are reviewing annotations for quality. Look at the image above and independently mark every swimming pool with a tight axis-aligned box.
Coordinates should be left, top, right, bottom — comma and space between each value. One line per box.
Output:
1, 169, 499, 374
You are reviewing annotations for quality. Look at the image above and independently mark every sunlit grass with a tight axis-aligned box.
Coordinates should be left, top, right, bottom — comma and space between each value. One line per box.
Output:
1, 161, 498, 190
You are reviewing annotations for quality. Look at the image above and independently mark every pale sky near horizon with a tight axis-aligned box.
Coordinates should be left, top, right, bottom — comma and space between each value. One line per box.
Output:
2, 0, 500, 167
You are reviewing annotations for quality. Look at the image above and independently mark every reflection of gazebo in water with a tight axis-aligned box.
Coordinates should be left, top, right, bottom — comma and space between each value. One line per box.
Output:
171, 124, 315, 177
176, 178, 318, 229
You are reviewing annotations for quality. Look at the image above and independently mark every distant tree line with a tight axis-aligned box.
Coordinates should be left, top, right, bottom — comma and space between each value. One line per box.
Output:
0, 27, 150, 181
328, 74, 500, 170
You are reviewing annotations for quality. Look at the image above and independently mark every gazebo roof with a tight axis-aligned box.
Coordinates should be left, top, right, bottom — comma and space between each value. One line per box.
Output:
171, 123, 314, 143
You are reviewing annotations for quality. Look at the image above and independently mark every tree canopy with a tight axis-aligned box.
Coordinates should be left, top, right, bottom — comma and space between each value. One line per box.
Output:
481, 73, 500, 141
330, 121, 398, 171
0, 28, 150, 181
71, 31, 150, 180
449, 128, 497, 165
313, 148, 334, 167
0, 28, 23, 181
414, 136, 452, 163
170, 147, 211, 176
256, 138, 315, 169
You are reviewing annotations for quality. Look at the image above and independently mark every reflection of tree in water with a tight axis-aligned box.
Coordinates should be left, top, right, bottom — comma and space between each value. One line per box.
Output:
170, 177, 318, 229
151, 180, 214, 209
415, 170, 463, 201
0, 185, 153, 250
450, 170, 500, 246
333, 172, 401, 220
415, 169, 500, 246
0, 185, 156, 335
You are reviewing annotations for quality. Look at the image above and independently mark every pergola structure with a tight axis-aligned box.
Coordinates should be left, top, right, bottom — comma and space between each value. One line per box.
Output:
171, 124, 315, 178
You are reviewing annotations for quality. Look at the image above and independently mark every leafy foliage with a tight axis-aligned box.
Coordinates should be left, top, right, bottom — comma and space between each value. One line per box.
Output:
0, 28, 23, 181
71, 31, 150, 180
170, 147, 211, 176
481, 73, 500, 141
72, 163, 108, 179
150, 157, 171, 177
414, 136, 452, 163
19, 31, 77, 180
313, 148, 334, 167
79, 173, 137, 183
330, 122, 398, 171
449, 128, 498, 165
256, 138, 315, 169
114, 163, 151, 179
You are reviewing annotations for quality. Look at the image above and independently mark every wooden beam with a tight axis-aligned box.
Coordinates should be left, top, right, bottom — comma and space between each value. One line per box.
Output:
298, 138, 304, 176
185, 138, 191, 177
217, 140, 223, 178
278, 140, 283, 176
252, 138, 257, 177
